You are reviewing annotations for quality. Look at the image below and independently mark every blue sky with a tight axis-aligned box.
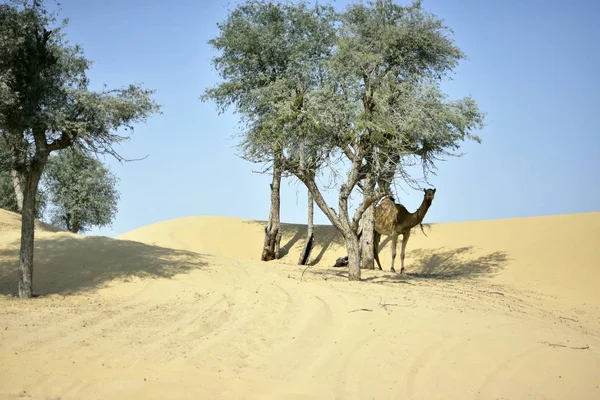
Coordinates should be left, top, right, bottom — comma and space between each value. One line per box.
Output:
48, 0, 599, 237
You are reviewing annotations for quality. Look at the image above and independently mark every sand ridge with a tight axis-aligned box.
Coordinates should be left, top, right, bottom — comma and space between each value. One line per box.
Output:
1, 210, 599, 399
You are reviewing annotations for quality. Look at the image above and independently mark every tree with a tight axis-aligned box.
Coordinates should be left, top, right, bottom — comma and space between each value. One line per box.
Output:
43, 148, 119, 233
0, 0, 161, 298
206, 0, 484, 281
332, 0, 484, 270
203, 0, 336, 262
297, 0, 484, 280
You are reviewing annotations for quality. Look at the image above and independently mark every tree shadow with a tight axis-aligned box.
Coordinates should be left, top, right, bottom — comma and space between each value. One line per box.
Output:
0, 234, 207, 296
308, 225, 344, 265
403, 246, 510, 280
302, 245, 510, 285
300, 265, 349, 281
242, 219, 344, 264
279, 226, 304, 257
300, 263, 416, 286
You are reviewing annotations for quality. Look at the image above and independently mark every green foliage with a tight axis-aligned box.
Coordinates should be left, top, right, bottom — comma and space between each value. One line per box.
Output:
202, 0, 337, 167
0, 0, 161, 171
43, 148, 119, 233
205, 0, 486, 239
313, 0, 486, 190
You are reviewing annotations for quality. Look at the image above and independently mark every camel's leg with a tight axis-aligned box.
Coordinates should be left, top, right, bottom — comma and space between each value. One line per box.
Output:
400, 231, 411, 275
390, 232, 398, 272
373, 231, 382, 270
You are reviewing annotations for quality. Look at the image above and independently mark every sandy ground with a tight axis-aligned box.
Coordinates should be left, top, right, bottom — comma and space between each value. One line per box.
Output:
1, 209, 599, 399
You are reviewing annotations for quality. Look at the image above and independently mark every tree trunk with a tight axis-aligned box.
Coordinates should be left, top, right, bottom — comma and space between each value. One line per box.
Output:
261, 152, 283, 261
18, 166, 43, 298
360, 204, 376, 269
296, 172, 369, 281
345, 233, 361, 281
11, 169, 24, 212
71, 214, 81, 234
298, 192, 314, 265
359, 175, 377, 270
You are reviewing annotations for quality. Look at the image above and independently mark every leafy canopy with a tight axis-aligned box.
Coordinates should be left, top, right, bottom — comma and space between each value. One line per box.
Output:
203, 0, 337, 168
205, 0, 486, 238
0, 0, 161, 173
43, 148, 119, 233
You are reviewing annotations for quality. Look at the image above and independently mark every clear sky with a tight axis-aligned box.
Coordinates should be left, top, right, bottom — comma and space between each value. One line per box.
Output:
48, 0, 599, 237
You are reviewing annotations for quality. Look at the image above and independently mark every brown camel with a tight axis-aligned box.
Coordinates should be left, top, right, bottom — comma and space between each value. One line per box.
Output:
373, 188, 436, 275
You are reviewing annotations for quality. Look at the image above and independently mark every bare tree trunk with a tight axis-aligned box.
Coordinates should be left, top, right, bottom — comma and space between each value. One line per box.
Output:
261, 150, 283, 261
360, 204, 376, 269
345, 233, 361, 281
360, 175, 377, 270
297, 169, 381, 282
298, 192, 314, 265
18, 166, 43, 298
11, 169, 24, 212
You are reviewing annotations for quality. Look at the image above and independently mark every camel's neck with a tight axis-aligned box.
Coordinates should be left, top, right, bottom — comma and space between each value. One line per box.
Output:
408, 198, 432, 228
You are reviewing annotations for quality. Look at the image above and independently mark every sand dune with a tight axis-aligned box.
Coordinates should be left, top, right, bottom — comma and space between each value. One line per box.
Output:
118, 215, 347, 266
1, 210, 599, 399
121, 212, 600, 306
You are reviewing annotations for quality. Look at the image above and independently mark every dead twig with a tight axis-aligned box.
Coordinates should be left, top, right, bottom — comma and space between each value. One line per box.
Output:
349, 308, 372, 313
301, 265, 312, 281
559, 316, 578, 322
379, 298, 399, 312
419, 222, 428, 237
379, 297, 415, 310
539, 341, 589, 350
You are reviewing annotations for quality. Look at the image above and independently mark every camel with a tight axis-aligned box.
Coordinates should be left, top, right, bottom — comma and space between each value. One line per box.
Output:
372, 188, 436, 275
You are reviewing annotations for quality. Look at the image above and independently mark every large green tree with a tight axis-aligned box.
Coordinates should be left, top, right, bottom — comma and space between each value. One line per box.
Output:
203, 0, 336, 262
206, 0, 484, 281
0, 0, 160, 297
332, 0, 485, 270
43, 148, 119, 233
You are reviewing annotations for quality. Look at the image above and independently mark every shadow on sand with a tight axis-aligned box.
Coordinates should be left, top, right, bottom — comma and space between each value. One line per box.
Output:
406, 246, 510, 279
0, 235, 207, 296
305, 245, 510, 284
243, 220, 344, 263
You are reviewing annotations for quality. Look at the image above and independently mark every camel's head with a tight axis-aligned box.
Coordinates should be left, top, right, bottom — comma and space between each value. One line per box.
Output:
423, 188, 436, 202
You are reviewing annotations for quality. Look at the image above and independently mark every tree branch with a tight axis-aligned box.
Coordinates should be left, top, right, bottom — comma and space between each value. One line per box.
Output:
351, 190, 385, 232
297, 170, 344, 233
47, 132, 73, 152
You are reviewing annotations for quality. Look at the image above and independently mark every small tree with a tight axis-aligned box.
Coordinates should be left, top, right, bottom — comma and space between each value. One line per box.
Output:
43, 148, 119, 233
0, 0, 160, 297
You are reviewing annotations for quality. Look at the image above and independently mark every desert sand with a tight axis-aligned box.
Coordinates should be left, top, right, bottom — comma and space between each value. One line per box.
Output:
1, 209, 599, 399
